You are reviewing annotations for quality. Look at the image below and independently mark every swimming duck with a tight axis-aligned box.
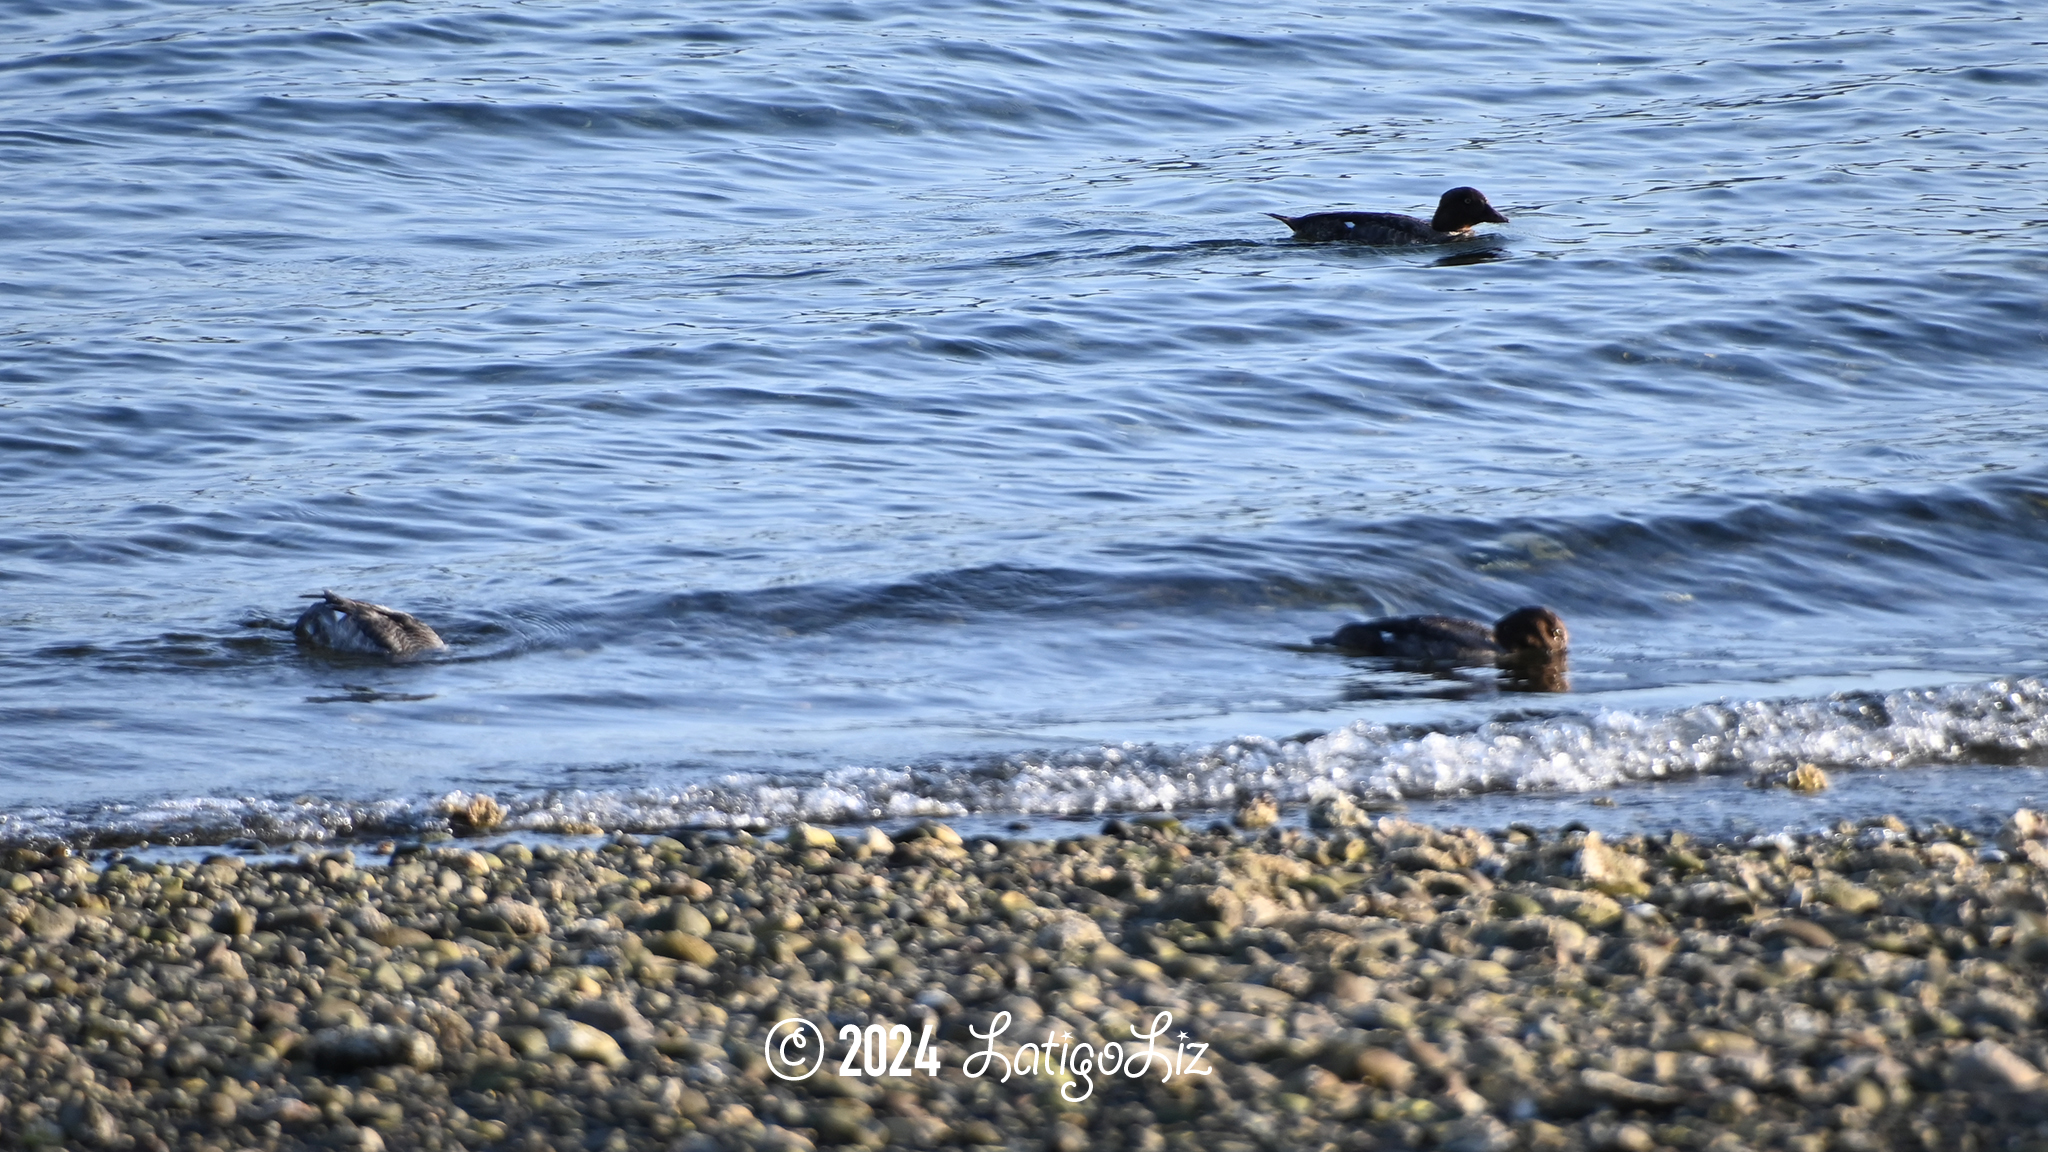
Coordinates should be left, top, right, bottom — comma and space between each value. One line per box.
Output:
293, 591, 445, 659
1269, 186, 1508, 245
1314, 606, 1567, 663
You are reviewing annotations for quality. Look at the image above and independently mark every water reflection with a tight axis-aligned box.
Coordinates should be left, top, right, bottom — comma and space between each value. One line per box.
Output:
1434, 246, 1509, 268
1335, 653, 1569, 700
1502, 654, 1570, 694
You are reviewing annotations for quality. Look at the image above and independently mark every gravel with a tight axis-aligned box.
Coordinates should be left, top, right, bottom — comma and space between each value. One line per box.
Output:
2, 806, 2046, 1150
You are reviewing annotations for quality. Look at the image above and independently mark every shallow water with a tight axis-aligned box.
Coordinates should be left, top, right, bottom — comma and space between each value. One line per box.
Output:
4, 0, 2047, 846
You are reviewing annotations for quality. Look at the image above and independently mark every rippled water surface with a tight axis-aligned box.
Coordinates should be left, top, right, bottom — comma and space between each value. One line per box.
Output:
4, 0, 2047, 845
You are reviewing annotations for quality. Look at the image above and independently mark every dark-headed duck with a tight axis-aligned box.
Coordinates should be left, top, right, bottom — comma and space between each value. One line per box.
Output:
1269, 186, 1508, 245
293, 591, 445, 659
1314, 606, 1567, 664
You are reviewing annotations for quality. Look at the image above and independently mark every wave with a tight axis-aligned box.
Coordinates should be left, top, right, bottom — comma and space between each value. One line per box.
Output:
12, 463, 2047, 674
6, 677, 2043, 849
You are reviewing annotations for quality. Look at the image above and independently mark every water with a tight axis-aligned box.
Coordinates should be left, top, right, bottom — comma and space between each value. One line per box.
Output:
4, 0, 2047, 848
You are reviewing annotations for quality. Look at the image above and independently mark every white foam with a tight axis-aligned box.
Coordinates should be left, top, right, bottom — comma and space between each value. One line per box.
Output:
9, 678, 2045, 848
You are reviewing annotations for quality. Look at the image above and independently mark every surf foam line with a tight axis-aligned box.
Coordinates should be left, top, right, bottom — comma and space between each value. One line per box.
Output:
843, 677, 2048, 818
5, 678, 2044, 849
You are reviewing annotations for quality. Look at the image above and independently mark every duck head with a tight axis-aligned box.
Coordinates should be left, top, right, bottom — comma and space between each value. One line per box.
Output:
1431, 187, 1509, 232
1492, 606, 1568, 656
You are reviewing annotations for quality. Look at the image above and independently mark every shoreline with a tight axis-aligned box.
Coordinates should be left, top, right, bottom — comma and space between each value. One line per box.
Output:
4, 810, 2047, 1151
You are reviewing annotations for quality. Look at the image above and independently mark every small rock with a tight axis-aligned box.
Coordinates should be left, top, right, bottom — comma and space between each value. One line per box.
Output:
1708, 1084, 1759, 1122
1350, 1000, 1413, 1030
1784, 763, 1829, 793
1387, 844, 1460, 873
1324, 972, 1377, 1007
786, 823, 838, 850
708, 929, 756, 958
956, 1119, 1002, 1146
548, 1019, 628, 1067
1492, 892, 1543, 919
1234, 793, 1279, 830
756, 1127, 816, 1152
1580, 1068, 1684, 1107
1953, 1040, 2044, 1093
1574, 831, 1649, 896
1035, 913, 1106, 953
106, 979, 155, 1011
1441, 1115, 1516, 1152
811, 1098, 880, 1146
24, 904, 77, 942
645, 902, 712, 937
649, 931, 717, 966
1353, 1047, 1416, 1092
816, 928, 873, 964
1158, 883, 1245, 930
1047, 1121, 1088, 1152
1607, 940, 1671, 978
270, 1098, 324, 1125
1601, 1122, 1655, 1152
570, 996, 655, 1046
468, 899, 548, 936
1308, 795, 1364, 829
1479, 915, 1589, 961
66, 1099, 121, 1147
440, 791, 506, 835
1687, 1030, 1758, 1057
1677, 881, 1757, 918
1998, 809, 2047, 852
903, 820, 963, 847
306, 1025, 441, 1072
1757, 919, 1837, 948
1750, 764, 1829, 793
214, 904, 258, 936
1816, 879, 1882, 915
843, 827, 894, 858
202, 940, 248, 979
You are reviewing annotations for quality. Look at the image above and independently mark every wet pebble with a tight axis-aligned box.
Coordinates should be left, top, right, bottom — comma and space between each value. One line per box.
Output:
0, 812, 2044, 1151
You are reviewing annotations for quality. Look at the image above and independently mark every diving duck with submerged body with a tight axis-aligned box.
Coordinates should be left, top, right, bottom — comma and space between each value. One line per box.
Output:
1314, 606, 1569, 692
293, 591, 445, 660
1269, 186, 1508, 245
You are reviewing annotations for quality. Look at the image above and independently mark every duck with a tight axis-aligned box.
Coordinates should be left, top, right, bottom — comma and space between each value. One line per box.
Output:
1268, 186, 1508, 245
1314, 605, 1567, 664
293, 591, 446, 659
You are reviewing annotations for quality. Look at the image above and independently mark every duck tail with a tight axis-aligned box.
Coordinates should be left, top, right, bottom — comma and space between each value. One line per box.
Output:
1266, 212, 1301, 233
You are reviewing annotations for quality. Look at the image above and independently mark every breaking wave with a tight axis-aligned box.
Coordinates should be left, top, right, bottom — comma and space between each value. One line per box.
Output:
9, 677, 2044, 849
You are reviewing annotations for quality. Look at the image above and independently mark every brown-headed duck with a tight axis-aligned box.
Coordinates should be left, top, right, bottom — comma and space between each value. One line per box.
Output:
1314, 605, 1567, 663
293, 591, 445, 659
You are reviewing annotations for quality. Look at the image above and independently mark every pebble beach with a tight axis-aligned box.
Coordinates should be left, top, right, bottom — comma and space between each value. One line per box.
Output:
5, 806, 2048, 1152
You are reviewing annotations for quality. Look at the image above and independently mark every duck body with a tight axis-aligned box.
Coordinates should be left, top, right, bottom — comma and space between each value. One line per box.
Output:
1315, 606, 1567, 665
1270, 186, 1507, 246
1267, 211, 1454, 246
293, 591, 445, 659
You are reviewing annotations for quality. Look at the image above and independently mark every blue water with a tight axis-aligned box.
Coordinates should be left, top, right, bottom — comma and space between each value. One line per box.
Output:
4, 0, 2047, 845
